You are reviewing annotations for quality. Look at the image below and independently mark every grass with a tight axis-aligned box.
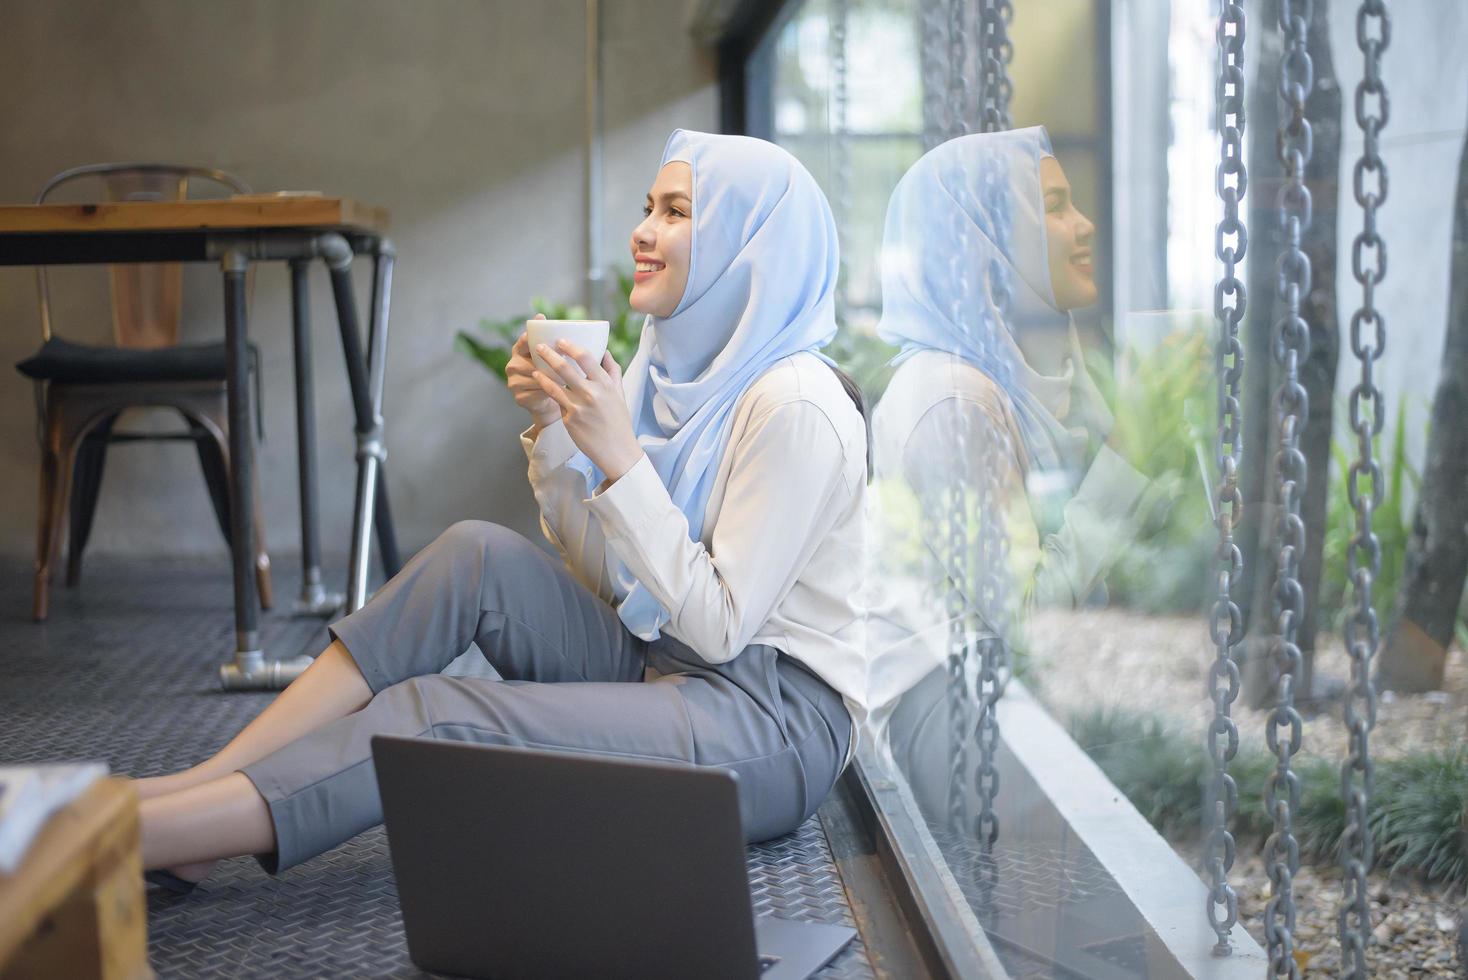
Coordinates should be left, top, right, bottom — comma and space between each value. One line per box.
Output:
1068, 706, 1468, 889
1372, 752, 1468, 885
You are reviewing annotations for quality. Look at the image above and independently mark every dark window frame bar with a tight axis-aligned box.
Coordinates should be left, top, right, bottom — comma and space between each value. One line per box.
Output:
714, 0, 790, 136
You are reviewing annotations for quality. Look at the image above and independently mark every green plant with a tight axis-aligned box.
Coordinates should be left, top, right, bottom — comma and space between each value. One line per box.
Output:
1089, 330, 1212, 482
1084, 329, 1217, 613
455, 269, 643, 379
1068, 705, 1468, 889
1318, 394, 1420, 633
1067, 707, 1210, 837
825, 328, 898, 399
1372, 750, 1468, 885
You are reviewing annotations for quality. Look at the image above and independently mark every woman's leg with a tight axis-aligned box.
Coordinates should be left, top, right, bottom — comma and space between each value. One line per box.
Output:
236, 664, 823, 877
140, 647, 850, 880
140, 520, 653, 878
325, 520, 647, 694
137, 520, 632, 801
134, 641, 372, 801
141, 773, 276, 873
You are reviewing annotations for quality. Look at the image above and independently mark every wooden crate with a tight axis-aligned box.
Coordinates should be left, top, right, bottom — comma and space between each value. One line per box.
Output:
0, 777, 152, 980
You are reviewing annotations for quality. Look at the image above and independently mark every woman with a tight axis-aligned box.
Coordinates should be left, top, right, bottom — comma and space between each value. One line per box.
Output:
135, 129, 869, 891
862, 127, 1171, 821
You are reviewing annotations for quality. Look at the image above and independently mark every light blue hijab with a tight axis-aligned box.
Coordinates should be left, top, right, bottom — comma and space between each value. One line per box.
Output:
568, 129, 840, 641
876, 126, 1089, 484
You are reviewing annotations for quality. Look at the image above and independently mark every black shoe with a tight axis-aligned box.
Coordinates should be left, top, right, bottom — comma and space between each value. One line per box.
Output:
145, 868, 200, 894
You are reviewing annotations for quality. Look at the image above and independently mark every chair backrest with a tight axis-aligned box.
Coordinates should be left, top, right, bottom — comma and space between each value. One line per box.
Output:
35, 164, 251, 348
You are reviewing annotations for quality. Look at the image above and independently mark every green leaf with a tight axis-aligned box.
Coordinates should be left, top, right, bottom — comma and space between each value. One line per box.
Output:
1072, 705, 1468, 887
456, 265, 646, 381
454, 330, 512, 380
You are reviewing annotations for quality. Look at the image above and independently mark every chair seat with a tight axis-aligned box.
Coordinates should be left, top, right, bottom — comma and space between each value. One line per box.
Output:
15, 336, 257, 385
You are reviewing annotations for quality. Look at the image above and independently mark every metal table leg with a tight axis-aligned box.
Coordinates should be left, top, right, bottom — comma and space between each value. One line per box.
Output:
366, 244, 401, 578
322, 235, 398, 613
289, 258, 344, 616
217, 249, 313, 690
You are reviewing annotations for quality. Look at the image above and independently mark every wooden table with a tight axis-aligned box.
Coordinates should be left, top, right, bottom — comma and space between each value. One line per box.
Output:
0, 197, 403, 689
0, 778, 151, 980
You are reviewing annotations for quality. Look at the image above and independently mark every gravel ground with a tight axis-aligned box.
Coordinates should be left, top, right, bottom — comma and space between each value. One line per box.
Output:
1026, 606, 1467, 975
1173, 842, 1463, 976
1027, 606, 1468, 763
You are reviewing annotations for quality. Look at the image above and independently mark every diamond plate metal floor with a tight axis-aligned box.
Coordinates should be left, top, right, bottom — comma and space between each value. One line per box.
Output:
931, 831, 1149, 979
0, 557, 875, 979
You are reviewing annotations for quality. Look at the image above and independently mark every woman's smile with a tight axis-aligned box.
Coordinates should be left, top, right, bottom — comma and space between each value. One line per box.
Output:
634, 253, 666, 283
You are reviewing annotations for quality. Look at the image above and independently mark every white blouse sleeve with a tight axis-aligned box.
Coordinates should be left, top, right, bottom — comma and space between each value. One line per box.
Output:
904, 392, 1156, 612
520, 420, 614, 603
583, 399, 852, 664
1029, 443, 1156, 608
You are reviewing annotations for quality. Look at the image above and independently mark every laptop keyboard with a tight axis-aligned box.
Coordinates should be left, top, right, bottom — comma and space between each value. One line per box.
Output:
758, 954, 780, 972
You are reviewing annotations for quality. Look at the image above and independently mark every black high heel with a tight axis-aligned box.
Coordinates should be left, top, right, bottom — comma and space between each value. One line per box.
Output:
144, 868, 200, 894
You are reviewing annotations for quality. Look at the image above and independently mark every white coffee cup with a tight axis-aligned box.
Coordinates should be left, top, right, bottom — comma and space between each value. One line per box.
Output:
526, 319, 611, 381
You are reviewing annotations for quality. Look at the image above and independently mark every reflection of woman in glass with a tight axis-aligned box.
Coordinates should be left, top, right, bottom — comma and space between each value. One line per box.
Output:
864, 127, 1169, 821
134, 130, 870, 892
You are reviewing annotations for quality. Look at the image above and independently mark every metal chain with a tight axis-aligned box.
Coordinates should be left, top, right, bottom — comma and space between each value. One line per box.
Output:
916, 0, 971, 832
971, 413, 1007, 922
971, 0, 1014, 855
1206, 0, 1248, 956
978, 0, 1014, 131
915, 0, 1015, 867
972, 403, 1008, 852
945, 476, 973, 830
919, 0, 951, 149
948, 0, 974, 136
1263, 2, 1314, 975
939, 135, 974, 827
1338, 2, 1389, 974
830, 0, 851, 330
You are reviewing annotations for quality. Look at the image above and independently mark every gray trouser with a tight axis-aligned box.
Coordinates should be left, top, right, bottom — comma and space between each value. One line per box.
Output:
886, 664, 968, 828
237, 520, 852, 875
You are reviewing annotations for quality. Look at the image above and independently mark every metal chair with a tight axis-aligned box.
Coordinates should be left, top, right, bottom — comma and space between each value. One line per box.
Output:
16, 163, 273, 621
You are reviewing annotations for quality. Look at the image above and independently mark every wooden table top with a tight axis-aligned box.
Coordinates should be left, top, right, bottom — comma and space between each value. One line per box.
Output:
0, 777, 141, 967
0, 196, 389, 235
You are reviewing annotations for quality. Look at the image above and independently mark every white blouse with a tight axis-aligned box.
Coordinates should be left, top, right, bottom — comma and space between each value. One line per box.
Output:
519, 351, 869, 770
862, 347, 1163, 757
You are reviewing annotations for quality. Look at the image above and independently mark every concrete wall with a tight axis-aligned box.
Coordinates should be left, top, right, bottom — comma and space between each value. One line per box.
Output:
0, 0, 716, 562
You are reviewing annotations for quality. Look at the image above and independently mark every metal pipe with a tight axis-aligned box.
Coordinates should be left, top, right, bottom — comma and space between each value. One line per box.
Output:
326, 246, 385, 613
327, 258, 376, 438
367, 245, 401, 578
220, 250, 259, 657
216, 248, 312, 690
348, 454, 380, 613
289, 258, 341, 616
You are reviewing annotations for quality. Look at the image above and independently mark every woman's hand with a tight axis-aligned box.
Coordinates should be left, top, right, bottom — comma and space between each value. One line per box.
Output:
506, 315, 562, 430
533, 340, 645, 483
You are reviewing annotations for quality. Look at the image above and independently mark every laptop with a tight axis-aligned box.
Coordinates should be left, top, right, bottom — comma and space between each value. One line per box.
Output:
371, 735, 856, 980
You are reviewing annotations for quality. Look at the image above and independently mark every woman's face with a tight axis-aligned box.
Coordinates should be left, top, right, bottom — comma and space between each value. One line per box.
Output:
628, 161, 694, 317
1039, 155, 1097, 310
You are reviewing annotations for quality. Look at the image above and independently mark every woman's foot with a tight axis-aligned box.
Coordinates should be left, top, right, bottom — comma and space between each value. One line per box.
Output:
165, 859, 217, 883
144, 859, 217, 895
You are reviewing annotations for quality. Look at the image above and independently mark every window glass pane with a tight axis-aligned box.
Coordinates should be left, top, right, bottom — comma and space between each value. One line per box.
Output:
749, 0, 1468, 972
